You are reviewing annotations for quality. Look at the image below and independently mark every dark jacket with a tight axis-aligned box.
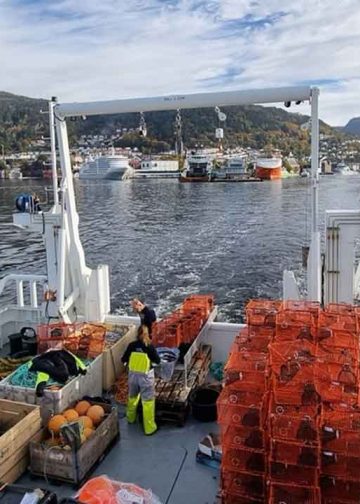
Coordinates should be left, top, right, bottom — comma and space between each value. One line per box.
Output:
122, 341, 160, 369
139, 306, 156, 335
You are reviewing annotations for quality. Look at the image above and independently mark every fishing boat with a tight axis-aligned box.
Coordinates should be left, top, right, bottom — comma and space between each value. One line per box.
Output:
1, 86, 359, 503
255, 157, 282, 180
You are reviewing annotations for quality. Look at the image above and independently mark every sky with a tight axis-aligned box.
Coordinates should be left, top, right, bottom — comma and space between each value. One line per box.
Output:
0, 0, 359, 125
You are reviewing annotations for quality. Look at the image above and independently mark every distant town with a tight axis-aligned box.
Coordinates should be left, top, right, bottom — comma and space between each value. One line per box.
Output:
1, 129, 360, 180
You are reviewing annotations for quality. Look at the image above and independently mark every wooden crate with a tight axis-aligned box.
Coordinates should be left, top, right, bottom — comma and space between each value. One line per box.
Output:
29, 401, 119, 487
103, 325, 137, 390
155, 344, 212, 426
0, 399, 41, 484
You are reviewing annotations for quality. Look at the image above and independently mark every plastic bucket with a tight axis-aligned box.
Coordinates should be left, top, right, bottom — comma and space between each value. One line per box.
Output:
190, 387, 220, 422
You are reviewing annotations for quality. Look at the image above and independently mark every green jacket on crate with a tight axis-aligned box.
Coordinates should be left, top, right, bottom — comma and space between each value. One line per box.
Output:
122, 325, 160, 435
28, 349, 87, 396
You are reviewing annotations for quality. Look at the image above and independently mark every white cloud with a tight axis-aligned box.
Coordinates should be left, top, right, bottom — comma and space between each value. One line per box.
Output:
0, 0, 359, 124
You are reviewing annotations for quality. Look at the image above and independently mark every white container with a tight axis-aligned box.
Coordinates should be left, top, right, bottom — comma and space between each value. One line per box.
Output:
0, 355, 103, 424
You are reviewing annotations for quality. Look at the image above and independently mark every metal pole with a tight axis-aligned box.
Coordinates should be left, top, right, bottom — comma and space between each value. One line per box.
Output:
49, 98, 59, 206
310, 87, 320, 233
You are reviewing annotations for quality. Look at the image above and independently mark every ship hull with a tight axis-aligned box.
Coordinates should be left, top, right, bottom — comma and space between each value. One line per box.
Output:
255, 166, 282, 180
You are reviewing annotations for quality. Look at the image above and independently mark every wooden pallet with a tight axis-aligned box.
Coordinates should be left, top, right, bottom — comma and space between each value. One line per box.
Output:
155, 344, 211, 426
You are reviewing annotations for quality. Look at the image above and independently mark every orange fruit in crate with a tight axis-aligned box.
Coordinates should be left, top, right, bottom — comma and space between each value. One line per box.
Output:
84, 427, 94, 439
86, 405, 105, 426
78, 415, 94, 429
63, 408, 79, 422
75, 400, 91, 416
48, 415, 67, 434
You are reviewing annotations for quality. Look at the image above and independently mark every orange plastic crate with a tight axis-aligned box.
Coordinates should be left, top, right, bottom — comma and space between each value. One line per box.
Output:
221, 424, 266, 450
318, 310, 357, 335
246, 299, 282, 327
222, 446, 265, 474
221, 470, 266, 500
269, 483, 320, 504
283, 300, 321, 314
270, 439, 320, 467
270, 461, 319, 486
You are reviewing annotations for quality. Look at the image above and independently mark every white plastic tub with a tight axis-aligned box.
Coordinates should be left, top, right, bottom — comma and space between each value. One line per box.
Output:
0, 355, 103, 424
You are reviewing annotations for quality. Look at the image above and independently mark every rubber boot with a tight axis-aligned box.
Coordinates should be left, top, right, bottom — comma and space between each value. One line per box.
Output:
142, 399, 157, 435
127, 394, 140, 424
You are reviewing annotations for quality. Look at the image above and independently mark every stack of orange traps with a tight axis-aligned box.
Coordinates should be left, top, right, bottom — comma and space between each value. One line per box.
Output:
36, 322, 106, 358
218, 300, 360, 504
152, 294, 214, 348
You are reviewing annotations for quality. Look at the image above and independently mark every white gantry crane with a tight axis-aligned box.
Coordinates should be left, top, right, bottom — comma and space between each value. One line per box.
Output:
5, 84, 358, 328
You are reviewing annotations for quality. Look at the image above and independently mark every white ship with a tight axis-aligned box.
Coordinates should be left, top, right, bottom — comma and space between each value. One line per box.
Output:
8, 167, 23, 180
132, 158, 179, 179
2, 86, 360, 503
214, 155, 247, 180
181, 150, 213, 181
79, 152, 130, 180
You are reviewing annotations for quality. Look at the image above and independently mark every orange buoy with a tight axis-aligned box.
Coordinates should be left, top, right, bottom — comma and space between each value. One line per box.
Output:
63, 409, 79, 422
78, 415, 94, 430
48, 415, 67, 435
86, 405, 105, 426
75, 400, 91, 416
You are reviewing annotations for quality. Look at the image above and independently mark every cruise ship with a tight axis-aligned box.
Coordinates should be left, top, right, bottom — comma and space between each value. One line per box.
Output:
78, 153, 130, 180
2, 86, 360, 504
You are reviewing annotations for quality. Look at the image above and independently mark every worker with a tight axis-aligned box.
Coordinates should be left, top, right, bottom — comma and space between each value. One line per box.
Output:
131, 298, 157, 337
122, 325, 160, 435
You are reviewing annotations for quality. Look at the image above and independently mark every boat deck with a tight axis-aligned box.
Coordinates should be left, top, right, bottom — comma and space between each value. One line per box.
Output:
19, 406, 220, 504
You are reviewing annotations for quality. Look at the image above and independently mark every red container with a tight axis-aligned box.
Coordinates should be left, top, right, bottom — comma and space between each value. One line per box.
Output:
246, 299, 282, 327
222, 446, 265, 474
269, 483, 320, 504
221, 470, 267, 500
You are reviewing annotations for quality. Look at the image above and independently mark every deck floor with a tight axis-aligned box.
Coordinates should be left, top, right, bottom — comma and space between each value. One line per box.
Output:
19, 404, 220, 504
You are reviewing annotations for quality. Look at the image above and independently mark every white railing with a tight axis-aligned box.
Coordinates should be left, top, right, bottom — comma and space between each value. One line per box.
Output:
0, 274, 47, 309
